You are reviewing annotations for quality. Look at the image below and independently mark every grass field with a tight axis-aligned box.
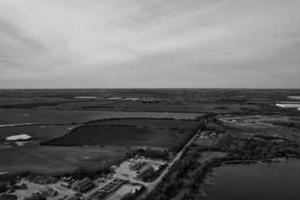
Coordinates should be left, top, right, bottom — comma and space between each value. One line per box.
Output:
44, 100, 260, 114
0, 125, 73, 141
0, 145, 125, 175
0, 109, 200, 125
0, 118, 200, 175
44, 118, 200, 150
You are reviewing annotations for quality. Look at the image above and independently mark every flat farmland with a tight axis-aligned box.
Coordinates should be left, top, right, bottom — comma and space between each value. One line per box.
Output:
0, 145, 125, 175
0, 125, 73, 141
45, 100, 260, 114
44, 119, 200, 150
0, 109, 200, 125
87, 118, 199, 128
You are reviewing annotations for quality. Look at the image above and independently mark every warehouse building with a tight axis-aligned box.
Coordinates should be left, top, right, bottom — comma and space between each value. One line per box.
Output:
73, 178, 95, 193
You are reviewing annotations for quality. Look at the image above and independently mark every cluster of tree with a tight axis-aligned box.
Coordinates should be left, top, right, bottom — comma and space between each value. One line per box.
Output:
143, 147, 205, 200
197, 114, 225, 133
130, 148, 170, 160
216, 133, 300, 160
121, 186, 145, 200
0, 182, 10, 193
69, 167, 114, 180
170, 125, 201, 155
142, 164, 168, 183
0, 179, 19, 194
0, 194, 17, 200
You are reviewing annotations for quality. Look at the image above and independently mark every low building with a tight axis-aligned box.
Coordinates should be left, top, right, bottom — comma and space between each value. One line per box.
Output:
73, 178, 95, 193
61, 182, 72, 189
88, 179, 127, 200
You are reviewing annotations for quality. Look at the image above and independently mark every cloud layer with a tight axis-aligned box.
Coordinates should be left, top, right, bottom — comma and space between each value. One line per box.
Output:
0, 0, 299, 88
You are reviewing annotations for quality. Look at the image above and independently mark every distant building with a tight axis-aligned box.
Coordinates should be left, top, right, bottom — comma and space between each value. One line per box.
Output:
73, 178, 95, 193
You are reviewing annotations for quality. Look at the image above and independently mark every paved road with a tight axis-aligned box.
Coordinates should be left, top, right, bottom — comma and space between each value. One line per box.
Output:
136, 128, 202, 199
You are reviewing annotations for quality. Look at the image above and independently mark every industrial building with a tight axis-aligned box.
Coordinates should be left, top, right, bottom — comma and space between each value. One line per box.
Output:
88, 179, 127, 200
73, 178, 95, 193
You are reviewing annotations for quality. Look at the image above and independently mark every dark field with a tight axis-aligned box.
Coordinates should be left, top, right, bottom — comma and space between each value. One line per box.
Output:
44, 119, 200, 150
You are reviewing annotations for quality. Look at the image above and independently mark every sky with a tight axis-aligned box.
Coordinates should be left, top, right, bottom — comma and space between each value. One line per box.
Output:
0, 0, 299, 88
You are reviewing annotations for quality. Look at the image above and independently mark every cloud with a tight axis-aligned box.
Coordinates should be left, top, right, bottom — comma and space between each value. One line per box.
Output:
0, 0, 299, 88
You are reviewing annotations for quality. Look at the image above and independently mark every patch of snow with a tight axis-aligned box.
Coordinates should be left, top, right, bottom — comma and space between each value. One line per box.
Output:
6, 134, 32, 141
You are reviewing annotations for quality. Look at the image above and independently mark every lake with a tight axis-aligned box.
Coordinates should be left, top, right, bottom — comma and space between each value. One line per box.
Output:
203, 159, 300, 200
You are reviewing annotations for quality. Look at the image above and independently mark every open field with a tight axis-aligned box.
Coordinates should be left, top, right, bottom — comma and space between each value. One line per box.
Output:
87, 118, 199, 128
44, 118, 200, 150
0, 109, 201, 125
0, 145, 125, 175
0, 117, 200, 175
0, 125, 73, 141
0, 109, 201, 145
1, 89, 300, 114
44, 100, 261, 114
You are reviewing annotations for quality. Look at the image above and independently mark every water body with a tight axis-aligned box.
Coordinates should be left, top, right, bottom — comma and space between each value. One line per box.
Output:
204, 159, 300, 200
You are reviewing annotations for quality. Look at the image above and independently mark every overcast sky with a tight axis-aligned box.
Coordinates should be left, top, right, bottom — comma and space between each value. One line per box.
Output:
0, 0, 299, 88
